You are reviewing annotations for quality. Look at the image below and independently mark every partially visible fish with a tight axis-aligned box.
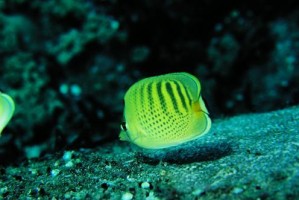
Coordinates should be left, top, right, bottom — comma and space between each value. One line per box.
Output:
0, 92, 15, 135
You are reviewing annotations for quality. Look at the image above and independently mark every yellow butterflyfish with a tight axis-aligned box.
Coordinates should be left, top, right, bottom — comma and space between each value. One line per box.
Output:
120, 72, 211, 149
0, 92, 15, 135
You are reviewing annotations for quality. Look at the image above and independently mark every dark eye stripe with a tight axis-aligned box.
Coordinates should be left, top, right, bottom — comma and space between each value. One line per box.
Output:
165, 82, 179, 113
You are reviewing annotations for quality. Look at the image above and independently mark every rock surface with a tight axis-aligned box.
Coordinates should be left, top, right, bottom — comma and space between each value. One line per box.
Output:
1, 105, 299, 199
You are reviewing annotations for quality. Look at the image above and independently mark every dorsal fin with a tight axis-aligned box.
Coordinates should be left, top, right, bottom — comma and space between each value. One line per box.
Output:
163, 72, 201, 101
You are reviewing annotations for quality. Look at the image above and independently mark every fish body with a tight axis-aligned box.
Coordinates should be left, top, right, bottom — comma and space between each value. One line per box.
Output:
120, 72, 211, 149
0, 92, 15, 135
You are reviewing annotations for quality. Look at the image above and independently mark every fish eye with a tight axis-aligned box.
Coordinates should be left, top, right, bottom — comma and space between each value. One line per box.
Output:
120, 122, 127, 131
